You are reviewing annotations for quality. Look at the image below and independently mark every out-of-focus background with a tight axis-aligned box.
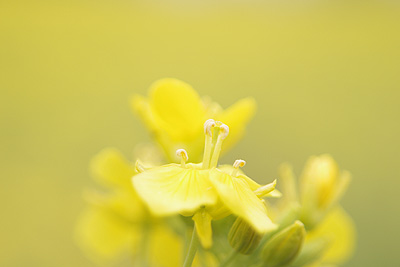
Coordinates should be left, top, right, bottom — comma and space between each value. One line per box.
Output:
1, 0, 399, 266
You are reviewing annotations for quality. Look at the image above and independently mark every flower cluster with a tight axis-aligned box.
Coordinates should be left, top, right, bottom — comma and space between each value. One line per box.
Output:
76, 78, 355, 267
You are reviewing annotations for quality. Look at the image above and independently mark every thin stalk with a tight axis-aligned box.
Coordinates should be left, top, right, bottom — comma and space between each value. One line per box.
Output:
183, 227, 199, 267
209, 135, 224, 168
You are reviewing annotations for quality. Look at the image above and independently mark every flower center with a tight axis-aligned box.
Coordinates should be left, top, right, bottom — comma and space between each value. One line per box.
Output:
175, 119, 230, 169
202, 119, 229, 169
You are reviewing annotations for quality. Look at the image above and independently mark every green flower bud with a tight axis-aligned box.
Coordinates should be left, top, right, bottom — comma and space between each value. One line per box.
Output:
261, 220, 306, 267
228, 218, 263, 255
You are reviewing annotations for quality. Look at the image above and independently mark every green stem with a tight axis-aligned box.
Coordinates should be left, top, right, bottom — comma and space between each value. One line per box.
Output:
183, 227, 199, 267
220, 250, 238, 267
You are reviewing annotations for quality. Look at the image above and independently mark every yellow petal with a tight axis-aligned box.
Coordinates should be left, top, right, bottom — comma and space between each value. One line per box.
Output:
209, 169, 277, 233
307, 207, 356, 264
84, 189, 147, 224
90, 148, 136, 190
149, 223, 184, 267
133, 164, 218, 216
265, 189, 283, 198
131, 94, 160, 133
300, 154, 339, 209
216, 97, 256, 152
279, 163, 299, 203
149, 78, 206, 141
193, 209, 213, 249
254, 180, 277, 198
75, 205, 141, 263
217, 164, 261, 190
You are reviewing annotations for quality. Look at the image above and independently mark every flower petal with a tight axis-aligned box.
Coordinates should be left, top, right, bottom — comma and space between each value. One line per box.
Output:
149, 78, 206, 141
193, 209, 213, 249
133, 164, 218, 216
307, 206, 356, 264
75, 205, 141, 263
149, 224, 184, 267
216, 97, 256, 152
90, 148, 136, 190
209, 169, 277, 233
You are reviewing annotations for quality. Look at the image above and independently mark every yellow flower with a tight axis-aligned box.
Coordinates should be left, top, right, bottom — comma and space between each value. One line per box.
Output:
133, 119, 277, 249
75, 148, 183, 267
131, 78, 256, 162
277, 159, 355, 267
299, 155, 351, 229
304, 207, 356, 267
292, 207, 356, 267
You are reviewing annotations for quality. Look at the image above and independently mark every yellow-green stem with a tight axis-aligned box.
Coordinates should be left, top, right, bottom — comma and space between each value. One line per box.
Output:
183, 227, 199, 267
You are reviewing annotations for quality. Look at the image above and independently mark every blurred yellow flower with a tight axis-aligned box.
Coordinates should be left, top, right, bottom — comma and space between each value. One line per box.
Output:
305, 207, 356, 266
131, 78, 256, 162
299, 154, 351, 229
133, 120, 277, 249
278, 158, 355, 267
75, 148, 183, 267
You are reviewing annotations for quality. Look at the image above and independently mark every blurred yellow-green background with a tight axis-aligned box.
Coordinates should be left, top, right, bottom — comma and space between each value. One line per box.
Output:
1, 0, 399, 266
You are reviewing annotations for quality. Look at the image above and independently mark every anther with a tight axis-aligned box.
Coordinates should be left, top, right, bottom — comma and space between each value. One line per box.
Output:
232, 159, 246, 176
135, 160, 146, 173
219, 123, 229, 139
204, 119, 216, 136
233, 159, 246, 169
176, 149, 189, 167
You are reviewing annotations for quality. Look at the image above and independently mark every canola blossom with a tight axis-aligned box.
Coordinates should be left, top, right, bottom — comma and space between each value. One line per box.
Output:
132, 78, 256, 162
133, 119, 278, 250
76, 78, 356, 267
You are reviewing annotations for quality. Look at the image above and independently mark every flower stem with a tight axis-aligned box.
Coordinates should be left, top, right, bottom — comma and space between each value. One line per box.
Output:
183, 227, 199, 267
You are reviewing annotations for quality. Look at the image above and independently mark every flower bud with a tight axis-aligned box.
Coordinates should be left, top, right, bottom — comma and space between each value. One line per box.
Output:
228, 218, 263, 255
261, 220, 306, 267
299, 155, 351, 229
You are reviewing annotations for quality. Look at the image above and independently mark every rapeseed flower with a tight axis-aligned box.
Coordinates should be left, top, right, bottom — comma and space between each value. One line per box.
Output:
131, 78, 256, 162
133, 119, 278, 251
277, 158, 355, 267
77, 78, 356, 267
299, 155, 351, 229
75, 148, 183, 267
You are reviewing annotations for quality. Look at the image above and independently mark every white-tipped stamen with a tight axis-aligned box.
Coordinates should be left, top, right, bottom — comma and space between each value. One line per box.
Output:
233, 159, 246, 169
209, 123, 230, 168
176, 149, 189, 167
204, 119, 216, 136
135, 160, 146, 173
218, 123, 229, 140
202, 119, 216, 169
232, 159, 246, 176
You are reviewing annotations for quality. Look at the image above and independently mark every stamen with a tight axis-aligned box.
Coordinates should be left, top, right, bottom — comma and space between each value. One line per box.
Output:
218, 122, 229, 140
232, 159, 246, 176
135, 160, 146, 173
209, 123, 230, 168
202, 119, 216, 169
176, 149, 189, 167
204, 119, 216, 136
254, 180, 277, 198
